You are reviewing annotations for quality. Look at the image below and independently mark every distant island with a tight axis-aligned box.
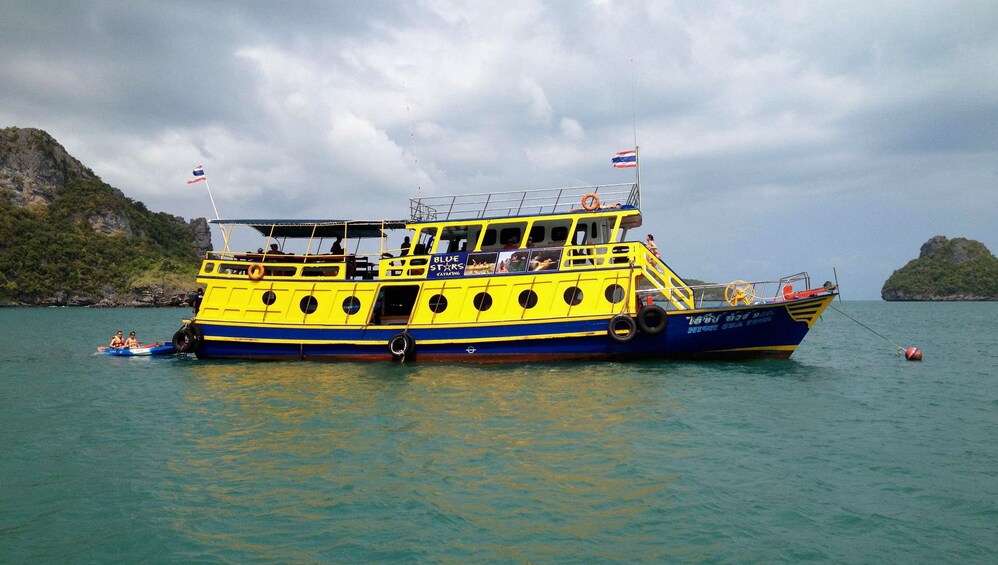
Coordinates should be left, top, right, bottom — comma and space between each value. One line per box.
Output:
0, 127, 211, 306
882, 236, 998, 301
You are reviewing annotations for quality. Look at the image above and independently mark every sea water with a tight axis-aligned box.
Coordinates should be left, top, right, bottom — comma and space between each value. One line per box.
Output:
1, 303, 995, 563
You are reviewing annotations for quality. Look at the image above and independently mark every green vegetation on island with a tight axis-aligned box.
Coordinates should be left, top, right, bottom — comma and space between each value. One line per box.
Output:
881, 236, 998, 301
0, 127, 210, 306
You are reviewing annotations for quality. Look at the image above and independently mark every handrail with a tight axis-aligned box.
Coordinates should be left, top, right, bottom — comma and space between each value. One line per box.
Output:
409, 183, 639, 221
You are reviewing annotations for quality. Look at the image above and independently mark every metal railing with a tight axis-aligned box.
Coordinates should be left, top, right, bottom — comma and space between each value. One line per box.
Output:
638, 272, 831, 310
409, 183, 639, 221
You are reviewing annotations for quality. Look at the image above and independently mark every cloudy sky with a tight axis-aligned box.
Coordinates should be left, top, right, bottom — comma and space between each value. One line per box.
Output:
3, 0, 996, 298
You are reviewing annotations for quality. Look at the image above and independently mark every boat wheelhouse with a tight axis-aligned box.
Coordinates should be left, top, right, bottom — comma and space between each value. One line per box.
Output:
173, 182, 836, 362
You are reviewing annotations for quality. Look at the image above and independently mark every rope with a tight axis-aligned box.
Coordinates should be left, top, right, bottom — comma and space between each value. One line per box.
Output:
828, 304, 905, 352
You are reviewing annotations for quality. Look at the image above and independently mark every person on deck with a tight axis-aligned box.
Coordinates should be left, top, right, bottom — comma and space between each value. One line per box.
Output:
268, 243, 285, 255
188, 287, 204, 314
331, 236, 344, 256
109, 330, 125, 349
645, 234, 661, 259
124, 331, 140, 348
400, 236, 411, 256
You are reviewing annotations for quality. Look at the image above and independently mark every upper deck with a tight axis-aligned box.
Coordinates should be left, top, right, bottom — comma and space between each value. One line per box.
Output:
409, 183, 640, 222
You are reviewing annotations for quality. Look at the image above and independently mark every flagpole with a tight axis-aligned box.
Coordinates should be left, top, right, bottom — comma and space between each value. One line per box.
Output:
190, 165, 228, 251
201, 176, 221, 222
635, 145, 641, 209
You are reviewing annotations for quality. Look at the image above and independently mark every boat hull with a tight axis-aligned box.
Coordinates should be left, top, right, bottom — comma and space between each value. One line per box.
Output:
190, 294, 834, 363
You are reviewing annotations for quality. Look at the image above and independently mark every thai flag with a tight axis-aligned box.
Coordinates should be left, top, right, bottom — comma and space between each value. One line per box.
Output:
612, 150, 637, 168
187, 165, 206, 184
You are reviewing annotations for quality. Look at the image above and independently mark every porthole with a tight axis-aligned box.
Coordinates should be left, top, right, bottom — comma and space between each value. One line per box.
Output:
564, 287, 583, 306
473, 292, 493, 311
428, 294, 448, 313
342, 296, 361, 315
204, 262, 215, 273
262, 290, 277, 305
605, 284, 625, 304
300, 295, 318, 314
518, 289, 538, 309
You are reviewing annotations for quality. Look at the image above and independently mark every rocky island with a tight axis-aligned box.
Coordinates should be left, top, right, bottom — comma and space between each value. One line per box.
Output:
0, 127, 211, 306
882, 236, 998, 301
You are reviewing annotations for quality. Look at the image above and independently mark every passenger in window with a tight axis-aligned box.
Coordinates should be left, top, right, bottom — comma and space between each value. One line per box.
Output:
504, 235, 519, 250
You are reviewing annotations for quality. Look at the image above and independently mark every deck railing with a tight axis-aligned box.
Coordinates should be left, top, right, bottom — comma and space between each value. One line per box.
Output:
409, 183, 639, 221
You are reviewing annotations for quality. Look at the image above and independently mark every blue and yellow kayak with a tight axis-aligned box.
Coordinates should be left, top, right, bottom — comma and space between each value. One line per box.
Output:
98, 343, 176, 356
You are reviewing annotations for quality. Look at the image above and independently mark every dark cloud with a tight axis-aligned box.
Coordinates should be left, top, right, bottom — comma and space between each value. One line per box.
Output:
1, 0, 995, 298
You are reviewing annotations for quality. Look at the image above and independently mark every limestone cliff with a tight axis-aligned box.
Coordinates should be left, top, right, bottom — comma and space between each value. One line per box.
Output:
0, 127, 212, 306
881, 236, 998, 301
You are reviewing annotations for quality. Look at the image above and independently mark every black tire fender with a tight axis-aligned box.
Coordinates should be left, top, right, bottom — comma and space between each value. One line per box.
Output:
637, 305, 668, 335
172, 323, 202, 353
388, 332, 415, 360
607, 314, 637, 343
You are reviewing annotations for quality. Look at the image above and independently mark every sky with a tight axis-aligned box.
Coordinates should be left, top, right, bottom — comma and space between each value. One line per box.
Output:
2, 0, 996, 299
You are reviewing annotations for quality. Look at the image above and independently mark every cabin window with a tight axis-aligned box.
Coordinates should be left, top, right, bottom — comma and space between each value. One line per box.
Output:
439, 225, 477, 253
518, 289, 538, 309
564, 287, 583, 306
528, 225, 545, 245
342, 296, 361, 315
481, 229, 497, 247
413, 226, 438, 255
428, 294, 448, 313
605, 284, 625, 304
480, 221, 528, 249
550, 226, 569, 244
499, 227, 521, 247
262, 291, 277, 306
473, 292, 493, 311
300, 296, 318, 314
302, 266, 341, 277
204, 263, 215, 273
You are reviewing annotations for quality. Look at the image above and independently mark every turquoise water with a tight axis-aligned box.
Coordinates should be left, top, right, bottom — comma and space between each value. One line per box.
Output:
1, 303, 995, 563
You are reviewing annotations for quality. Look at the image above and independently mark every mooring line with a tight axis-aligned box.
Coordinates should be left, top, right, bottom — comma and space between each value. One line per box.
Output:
828, 303, 905, 351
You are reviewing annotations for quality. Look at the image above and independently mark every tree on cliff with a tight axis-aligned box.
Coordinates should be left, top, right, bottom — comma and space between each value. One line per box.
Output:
0, 127, 211, 306
881, 236, 998, 301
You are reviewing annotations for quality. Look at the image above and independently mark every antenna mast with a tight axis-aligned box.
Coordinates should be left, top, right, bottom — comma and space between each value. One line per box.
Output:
630, 59, 641, 206
403, 82, 421, 199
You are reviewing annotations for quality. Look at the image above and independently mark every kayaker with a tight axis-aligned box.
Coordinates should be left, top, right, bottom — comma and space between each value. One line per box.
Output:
109, 330, 125, 348
124, 331, 140, 348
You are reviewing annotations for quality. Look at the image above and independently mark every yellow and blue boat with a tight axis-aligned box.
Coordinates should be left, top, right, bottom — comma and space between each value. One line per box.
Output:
172, 181, 836, 362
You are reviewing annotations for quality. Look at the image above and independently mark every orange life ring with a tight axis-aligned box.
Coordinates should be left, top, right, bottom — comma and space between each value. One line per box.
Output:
581, 193, 600, 211
247, 263, 265, 281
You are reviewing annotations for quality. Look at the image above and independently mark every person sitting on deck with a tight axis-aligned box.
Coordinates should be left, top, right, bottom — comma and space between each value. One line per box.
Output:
109, 330, 125, 349
268, 243, 286, 255
331, 236, 344, 256
124, 331, 140, 348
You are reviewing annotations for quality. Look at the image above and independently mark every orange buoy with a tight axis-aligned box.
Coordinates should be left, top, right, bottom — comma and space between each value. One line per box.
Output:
904, 347, 922, 361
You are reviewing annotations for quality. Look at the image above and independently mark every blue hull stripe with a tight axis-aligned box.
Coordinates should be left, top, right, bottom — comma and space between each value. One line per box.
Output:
194, 296, 832, 361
